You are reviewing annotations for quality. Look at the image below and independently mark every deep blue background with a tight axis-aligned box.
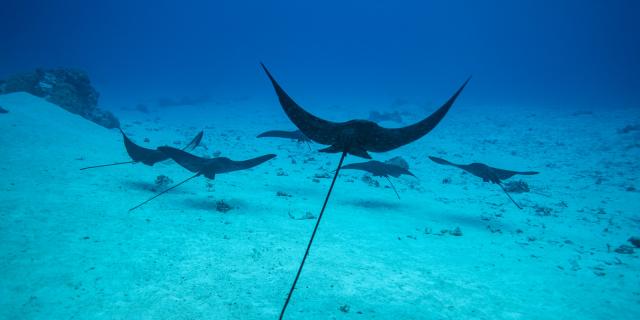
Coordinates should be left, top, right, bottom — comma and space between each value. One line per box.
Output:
1, 0, 638, 110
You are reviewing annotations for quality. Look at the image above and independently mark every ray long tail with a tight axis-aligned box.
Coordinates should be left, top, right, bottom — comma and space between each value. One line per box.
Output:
385, 176, 401, 200
498, 183, 523, 210
79, 160, 136, 170
279, 151, 347, 319
128, 173, 200, 212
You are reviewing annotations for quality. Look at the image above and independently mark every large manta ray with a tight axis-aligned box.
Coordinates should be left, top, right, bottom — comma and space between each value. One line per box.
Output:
261, 63, 469, 159
128, 147, 276, 211
261, 63, 470, 319
80, 129, 203, 170
341, 160, 416, 199
429, 156, 539, 209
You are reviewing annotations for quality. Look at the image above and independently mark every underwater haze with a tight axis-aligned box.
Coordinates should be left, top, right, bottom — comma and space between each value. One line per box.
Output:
1, 0, 639, 319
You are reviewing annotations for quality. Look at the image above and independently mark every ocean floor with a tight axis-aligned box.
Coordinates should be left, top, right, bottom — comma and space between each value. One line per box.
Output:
1, 92, 639, 319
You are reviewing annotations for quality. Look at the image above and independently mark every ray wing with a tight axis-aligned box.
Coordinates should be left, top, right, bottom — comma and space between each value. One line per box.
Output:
261, 63, 339, 145
368, 77, 470, 152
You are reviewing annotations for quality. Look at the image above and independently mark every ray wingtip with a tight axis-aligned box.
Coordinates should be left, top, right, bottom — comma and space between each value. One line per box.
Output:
260, 62, 270, 75
259, 62, 278, 84
459, 75, 472, 91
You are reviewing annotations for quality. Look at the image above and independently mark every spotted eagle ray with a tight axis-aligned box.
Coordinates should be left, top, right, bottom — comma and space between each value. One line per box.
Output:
428, 156, 539, 209
80, 129, 203, 170
128, 147, 276, 211
257, 129, 310, 142
341, 160, 416, 199
257, 129, 312, 150
261, 63, 469, 319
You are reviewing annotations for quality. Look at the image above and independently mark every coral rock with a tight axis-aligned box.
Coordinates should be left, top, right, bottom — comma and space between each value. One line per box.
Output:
0, 68, 119, 128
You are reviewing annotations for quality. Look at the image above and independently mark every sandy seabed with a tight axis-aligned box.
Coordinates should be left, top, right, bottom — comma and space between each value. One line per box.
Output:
1, 92, 639, 319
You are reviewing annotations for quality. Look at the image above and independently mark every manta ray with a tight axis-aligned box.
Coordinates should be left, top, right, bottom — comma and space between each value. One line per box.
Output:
428, 156, 539, 209
80, 129, 203, 170
341, 160, 416, 199
128, 147, 276, 211
261, 63, 469, 319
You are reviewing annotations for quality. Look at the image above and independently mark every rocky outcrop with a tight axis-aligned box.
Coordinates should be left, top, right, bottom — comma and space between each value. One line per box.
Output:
0, 68, 120, 128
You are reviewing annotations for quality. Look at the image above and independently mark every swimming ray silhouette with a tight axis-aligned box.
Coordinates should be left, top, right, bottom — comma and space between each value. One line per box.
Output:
257, 129, 310, 142
261, 63, 469, 319
128, 147, 276, 211
257, 129, 312, 150
428, 156, 539, 209
80, 129, 203, 170
341, 160, 416, 199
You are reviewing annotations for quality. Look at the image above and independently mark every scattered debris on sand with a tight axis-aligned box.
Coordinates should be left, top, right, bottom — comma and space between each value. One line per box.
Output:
429, 227, 463, 236
154, 175, 173, 188
628, 237, 640, 248
614, 245, 634, 254
503, 180, 530, 193
288, 211, 316, 220
533, 205, 555, 217
361, 175, 380, 187
276, 191, 292, 197
617, 124, 640, 134
314, 172, 331, 179
216, 200, 233, 213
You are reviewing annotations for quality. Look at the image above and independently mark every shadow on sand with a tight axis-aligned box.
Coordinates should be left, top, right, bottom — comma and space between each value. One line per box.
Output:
182, 197, 249, 212
123, 179, 197, 196
433, 209, 519, 233
342, 198, 405, 210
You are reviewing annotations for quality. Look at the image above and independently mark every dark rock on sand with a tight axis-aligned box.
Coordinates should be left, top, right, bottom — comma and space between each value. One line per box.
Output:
314, 172, 331, 179
450, 227, 463, 236
614, 245, 634, 254
533, 205, 555, 217
503, 180, 530, 193
276, 191, 292, 197
617, 124, 640, 134
628, 236, 640, 248
288, 211, 315, 220
155, 175, 173, 188
216, 200, 232, 213
361, 175, 380, 187
0, 68, 120, 128
0, 106, 7, 113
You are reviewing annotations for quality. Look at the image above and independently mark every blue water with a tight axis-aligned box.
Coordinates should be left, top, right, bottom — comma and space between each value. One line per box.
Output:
1, 1, 639, 319
2, 0, 638, 109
